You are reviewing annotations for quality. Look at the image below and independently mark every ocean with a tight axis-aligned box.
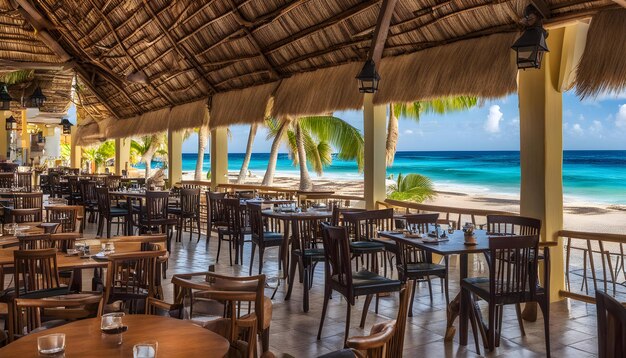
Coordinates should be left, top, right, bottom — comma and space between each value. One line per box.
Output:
136, 151, 626, 204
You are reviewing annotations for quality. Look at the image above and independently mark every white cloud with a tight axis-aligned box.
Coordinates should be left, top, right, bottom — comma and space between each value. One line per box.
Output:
589, 120, 603, 137
578, 114, 585, 121
403, 129, 413, 135
616, 104, 626, 128
572, 123, 584, 135
484, 105, 503, 134
597, 90, 626, 101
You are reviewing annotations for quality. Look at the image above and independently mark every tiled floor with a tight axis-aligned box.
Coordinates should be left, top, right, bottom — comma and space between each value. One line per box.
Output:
95, 225, 598, 357
154, 227, 600, 358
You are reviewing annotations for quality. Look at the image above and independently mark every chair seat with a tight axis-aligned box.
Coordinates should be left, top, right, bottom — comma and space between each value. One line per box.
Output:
400, 262, 446, 276
294, 248, 325, 258
318, 349, 357, 358
333, 270, 401, 295
350, 241, 385, 253
168, 207, 182, 215
461, 277, 545, 304
109, 207, 128, 216
263, 231, 283, 241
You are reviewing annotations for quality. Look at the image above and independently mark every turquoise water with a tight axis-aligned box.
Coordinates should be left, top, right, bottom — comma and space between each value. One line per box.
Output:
136, 151, 626, 204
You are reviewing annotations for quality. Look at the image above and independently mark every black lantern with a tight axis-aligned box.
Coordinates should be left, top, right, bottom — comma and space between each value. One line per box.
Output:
5, 115, 17, 131
28, 85, 46, 108
356, 59, 380, 93
0, 83, 12, 110
60, 117, 73, 135
511, 6, 549, 70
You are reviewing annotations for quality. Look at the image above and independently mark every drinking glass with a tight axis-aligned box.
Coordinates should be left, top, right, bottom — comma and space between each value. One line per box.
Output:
38, 333, 66, 355
133, 341, 158, 358
448, 221, 455, 234
101, 312, 125, 345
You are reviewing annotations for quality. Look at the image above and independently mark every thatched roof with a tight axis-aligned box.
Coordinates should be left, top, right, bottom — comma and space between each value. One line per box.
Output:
0, 0, 622, 136
576, 8, 626, 99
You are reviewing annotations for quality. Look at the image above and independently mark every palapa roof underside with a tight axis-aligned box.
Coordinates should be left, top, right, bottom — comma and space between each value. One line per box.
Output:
0, 0, 622, 136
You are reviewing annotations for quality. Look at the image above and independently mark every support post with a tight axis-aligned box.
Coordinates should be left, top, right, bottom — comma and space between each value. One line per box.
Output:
363, 93, 387, 210
71, 108, 85, 169
167, 129, 183, 187
518, 28, 566, 303
0, 111, 10, 160
114, 138, 130, 176
210, 127, 228, 190
20, 109, 29, 163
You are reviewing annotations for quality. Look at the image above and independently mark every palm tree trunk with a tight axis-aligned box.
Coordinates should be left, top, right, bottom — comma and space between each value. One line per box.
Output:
237, 123, 257, 184
195, 124, 209, 180
262, 121, 288, 186
296, 123, 313, 191
386, 103, 399, 167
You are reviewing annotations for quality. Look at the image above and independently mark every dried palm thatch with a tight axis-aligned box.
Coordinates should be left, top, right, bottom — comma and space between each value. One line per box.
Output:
210, 82, 277, 128
272, 62, 365, 117
576, 9, 626, 99
374, 32, 520, 104
169, 100, 208, 132
74, 120, 101, 146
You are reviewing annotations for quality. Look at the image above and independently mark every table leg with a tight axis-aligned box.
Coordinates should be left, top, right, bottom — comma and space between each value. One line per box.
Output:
126, 197, 133, 236
281, 220, 290, 280
459, 253, 469, 345
445, 293, 460, 341
70, 268, 83, 292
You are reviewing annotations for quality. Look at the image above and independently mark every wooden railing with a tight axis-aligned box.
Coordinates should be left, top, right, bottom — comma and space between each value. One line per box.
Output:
377, 198, 513, 229
559, 229, 626, 304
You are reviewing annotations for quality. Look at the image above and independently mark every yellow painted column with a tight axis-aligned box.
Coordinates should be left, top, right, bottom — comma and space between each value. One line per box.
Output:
114, 138, 130, 175
168, 129, 183, 187
69, 125, 82, 169
363, 93, 387, 210
210, 127, 228, 190
0, 111, 10, 160
518, 28, 565, 302
20, 109, 29, 162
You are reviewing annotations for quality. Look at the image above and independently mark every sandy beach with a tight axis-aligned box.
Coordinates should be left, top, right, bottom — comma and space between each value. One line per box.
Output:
182, 171, 626, 235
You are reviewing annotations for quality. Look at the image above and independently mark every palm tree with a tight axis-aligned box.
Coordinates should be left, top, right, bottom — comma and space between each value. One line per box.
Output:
263, 116, 364, 190
387, 173, 436, 202
195, 124, 209, 180
82, 141, 115, 173
262, 117, 290, 186
386, 97, 478, 166
130, 134, 167, 178
236, 123, 257, 184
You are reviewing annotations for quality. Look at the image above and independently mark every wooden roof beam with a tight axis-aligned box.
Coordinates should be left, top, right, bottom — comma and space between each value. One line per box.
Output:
12, 1, 71, 62
613, 0, 626, 8
366, 0, 399, 64
73, 67, 121, 119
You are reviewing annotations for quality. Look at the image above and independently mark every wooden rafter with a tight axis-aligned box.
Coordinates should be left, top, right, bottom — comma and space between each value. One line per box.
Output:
366, 0, 399, 64
73, 66, 121, 119
613, 0, 626, 8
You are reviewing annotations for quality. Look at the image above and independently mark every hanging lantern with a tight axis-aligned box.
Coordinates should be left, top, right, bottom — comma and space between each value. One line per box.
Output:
511, 5, 549, 70
60, 117, 73, 135
5, 115, 17, 131
0, 83, 12, 110
356, 59, 380, 93
28, 85, 47, 108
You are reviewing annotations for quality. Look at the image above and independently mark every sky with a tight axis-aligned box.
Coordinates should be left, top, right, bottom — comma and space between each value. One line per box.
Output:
181, 90, 626, 153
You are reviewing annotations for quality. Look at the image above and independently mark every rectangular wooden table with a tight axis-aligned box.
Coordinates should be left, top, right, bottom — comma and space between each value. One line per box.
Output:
377, 229, 557, 346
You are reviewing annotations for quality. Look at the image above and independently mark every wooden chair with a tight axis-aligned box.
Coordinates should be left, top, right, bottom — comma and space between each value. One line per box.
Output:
9, 192, 43, 223
284, 215, 326, 312
248, 203, 283, 275
105, 175, 122, 190
79, 179, 98, 223
331, 207, 366, 226
461, 235, 550, 355
486, 214, 542, 337
48, 172, 62, 198
342, 209, 393, 273
170, 187, 201, 242
145, 297, 184, 319
48, 232, 81, 253
18, 233, 52, 250
9, 208, 42, 224
172, 272, 272, 355
207, 191, 228, 249
15, 172, 32, 192
67, 177, 82, 204
12, 294, 102, 336
397, 213, 449, 315
318, 223, 401, 345
138, 191, 176, 249
596, 289, 626, 358
0, 172, 14, 189
96, 187, 128, 238
46, 205, 83, 233
103, 250, 165, 313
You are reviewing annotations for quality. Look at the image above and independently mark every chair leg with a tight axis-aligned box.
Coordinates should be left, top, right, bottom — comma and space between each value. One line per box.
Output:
487, 300, 496, 352
515, 303, 526, 336
284, 253, 298, 301
106, 219, 112, 238
317, 286, 331, 340
196, 217, 202, 243
467, 293, 482, 355
303, 262, 310, 312
261, 328, 270, 353
359, 294, 373, 328
216, 233, 222, 263
408, 279, 418, 317
97, 216, 104, 237
249, 243, 256, 276
539, 299, 550, 357
427, 276, 434, 302
258, 248, 264, 275
343, 301, 352, 347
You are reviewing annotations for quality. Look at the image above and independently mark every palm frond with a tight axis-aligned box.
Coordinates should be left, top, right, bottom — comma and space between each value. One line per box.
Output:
388, 173, 436, 203
0, 70, 34, 85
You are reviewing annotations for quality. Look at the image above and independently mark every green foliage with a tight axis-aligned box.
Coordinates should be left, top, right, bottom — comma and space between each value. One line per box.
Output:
82, 141, 115, 170
130, 134, 167, 164
0, 70, 34, 85
395, 96, 478, 122
60, 143, 71, 162
387, 173, 436, 203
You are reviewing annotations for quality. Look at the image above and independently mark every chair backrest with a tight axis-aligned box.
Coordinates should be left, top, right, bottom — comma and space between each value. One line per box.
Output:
105, 175, 122, 190
96, 186, 111, 214
47, 205, 82, 233
80, 180, 97, 203
404, 213, 439, 234
145, 191, 170, 221
68, 177, 81, 196
18, 233, 52, 250
486, 214, 541, 236
396, 214, 440, 273
291, 215, 325, 253
13, 192, 43, 219
246, 203, 266, 241
16, 172, 32, 192
48, 232, 81, 252
108, 234, 168, 252
596, 289, 626, 358
13, 248, 60, 295
346, 320, 396, 358
342, 209, 394, 242
488, 235, 540, 300
207, 191, 228, 227
10, 208, 43, 224
223, 198, 245, 234
103, 250, 165, 305
331, 207, 367, 226
0, 172, 14, 188
14, 294, 103, 335
384, 283, 413, 358
321, 222, 353, 291
180, 187, 201, 216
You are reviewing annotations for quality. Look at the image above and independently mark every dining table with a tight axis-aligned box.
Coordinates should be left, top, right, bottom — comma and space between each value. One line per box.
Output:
108, 190, 174, 235
0, 315, 230, 357
376, 229, 557, 346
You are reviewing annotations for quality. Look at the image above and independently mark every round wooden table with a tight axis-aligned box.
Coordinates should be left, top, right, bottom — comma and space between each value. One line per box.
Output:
0, 315, 230, 357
